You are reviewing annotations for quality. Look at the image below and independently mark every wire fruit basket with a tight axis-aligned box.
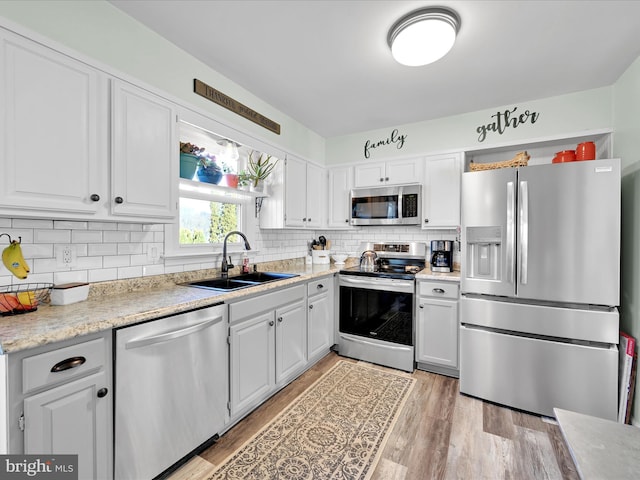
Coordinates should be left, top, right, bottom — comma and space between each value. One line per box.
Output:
0, 283, 53, 316
469, 151, 530, 171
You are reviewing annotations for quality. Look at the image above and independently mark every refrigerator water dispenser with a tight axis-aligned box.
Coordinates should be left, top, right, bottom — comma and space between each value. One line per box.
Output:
466, 226, 502, 280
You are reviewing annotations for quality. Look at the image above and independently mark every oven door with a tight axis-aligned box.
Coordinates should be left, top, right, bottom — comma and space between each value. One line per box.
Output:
339, 275, 414, 346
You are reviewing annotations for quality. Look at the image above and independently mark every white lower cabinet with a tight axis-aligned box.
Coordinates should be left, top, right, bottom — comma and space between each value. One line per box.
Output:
307, 277, 335, 361
7, 332, 112, 480
229, 285, 307, 419
416, 280, 460, 377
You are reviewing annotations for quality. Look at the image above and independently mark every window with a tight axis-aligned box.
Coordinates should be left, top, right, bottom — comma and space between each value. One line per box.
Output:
179, 197, 241, 245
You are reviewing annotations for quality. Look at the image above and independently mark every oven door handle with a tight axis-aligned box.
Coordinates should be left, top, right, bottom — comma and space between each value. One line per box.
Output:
339, 275, 414, 292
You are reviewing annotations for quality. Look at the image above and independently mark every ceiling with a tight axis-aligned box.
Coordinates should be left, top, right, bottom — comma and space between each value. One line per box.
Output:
109, 0, 640, 139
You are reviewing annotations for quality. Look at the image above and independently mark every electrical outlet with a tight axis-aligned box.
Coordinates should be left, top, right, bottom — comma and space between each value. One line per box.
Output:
55, 245, 77, 268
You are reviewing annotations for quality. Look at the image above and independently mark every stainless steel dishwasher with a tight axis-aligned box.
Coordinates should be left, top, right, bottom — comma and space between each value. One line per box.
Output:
114, 303, 227, 480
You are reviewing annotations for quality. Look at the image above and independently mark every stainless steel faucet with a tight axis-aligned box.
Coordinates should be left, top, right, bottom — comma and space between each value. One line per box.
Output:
221, 231, 251, 278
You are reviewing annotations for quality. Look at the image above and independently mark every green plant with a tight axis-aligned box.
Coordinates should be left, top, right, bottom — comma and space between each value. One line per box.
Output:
180, 142, 205, 156
237, 170, 252, 187
247, 151, 278, 187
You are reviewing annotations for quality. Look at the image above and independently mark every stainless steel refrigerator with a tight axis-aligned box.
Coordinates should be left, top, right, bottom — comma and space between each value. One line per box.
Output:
460, 158, 620, 420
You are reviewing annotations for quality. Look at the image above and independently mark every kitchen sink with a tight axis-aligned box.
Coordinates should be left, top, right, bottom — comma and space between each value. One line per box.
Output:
184, 272, 299, 292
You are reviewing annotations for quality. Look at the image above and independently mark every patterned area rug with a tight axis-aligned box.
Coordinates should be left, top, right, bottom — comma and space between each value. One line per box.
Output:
208, 360, 416, 480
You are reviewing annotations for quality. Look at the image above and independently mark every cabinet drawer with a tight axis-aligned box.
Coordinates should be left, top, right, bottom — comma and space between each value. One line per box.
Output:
307, 277, 332, 296
230, 285, 305, 323
418, 281, 459, 299
22, 337, 107, 394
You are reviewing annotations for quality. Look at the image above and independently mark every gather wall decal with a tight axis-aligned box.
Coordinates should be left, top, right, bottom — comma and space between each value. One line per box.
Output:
476, 106, 540, 142
364, 128, 407, 159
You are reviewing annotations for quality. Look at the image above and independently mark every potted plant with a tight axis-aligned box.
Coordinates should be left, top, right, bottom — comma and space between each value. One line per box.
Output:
179, 142, 204, 180
247, 151, 278, 192
237, 170, 252, 190
196, 152, 223, 185
221, 161, 239, 188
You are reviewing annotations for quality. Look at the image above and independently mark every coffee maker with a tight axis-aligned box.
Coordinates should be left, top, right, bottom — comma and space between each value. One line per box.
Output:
430, 240, 453, 272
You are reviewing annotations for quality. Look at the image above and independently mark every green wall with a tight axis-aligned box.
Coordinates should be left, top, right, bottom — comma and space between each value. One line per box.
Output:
0, 0, 325, 163
614, 55, 640, 424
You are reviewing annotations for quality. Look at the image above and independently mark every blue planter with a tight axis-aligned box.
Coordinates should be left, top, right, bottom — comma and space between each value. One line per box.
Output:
179, 153, 199, 180
197, 165, 223, 184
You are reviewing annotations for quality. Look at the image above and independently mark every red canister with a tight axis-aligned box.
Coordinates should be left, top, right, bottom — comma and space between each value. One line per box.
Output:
553, 150, 576, 163
576, 141, 596, 161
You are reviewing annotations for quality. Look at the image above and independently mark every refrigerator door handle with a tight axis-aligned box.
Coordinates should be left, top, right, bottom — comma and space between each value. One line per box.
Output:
519, 180, 529, 284
506, 181, 515, 284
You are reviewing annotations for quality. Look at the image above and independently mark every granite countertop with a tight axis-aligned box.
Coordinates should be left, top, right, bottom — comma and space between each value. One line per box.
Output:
415, 267, 461, 282
554, 408, 640, 479
0, 264, 339, 355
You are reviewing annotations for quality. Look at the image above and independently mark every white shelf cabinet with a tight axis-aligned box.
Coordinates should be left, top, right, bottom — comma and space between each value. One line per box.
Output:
260, 155, 325, 229
111, 80, 178, 220
353, 158, 423, 187
0, 28, 108, 216
229, 285, 307, 419
422, 153, 462, 228
307, 277, 335, 362
416, 280, 460, 377
7, 332, 112, 480
327, 166, 354, 228
0, 27, 178, 223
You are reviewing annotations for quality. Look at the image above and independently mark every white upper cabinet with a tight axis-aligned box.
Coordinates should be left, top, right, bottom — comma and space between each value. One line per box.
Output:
261, 155, 325, 229
422, 153, 462, 228
327, 166, 353, 228
354, 158, 423, 187
0, 28, 178, 222
111, 80, 177, 220
0, 29, 108, 216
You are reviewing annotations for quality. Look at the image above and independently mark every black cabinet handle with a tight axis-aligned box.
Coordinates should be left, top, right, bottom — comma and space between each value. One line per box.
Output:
424, 218, 429, 223
309, 304, 314, 310
277, 316, 283, 323
90, 194, 100, 202
345, 219, 349, 223
419, 304, 424, 309
114, 196, 124, 204
433, 288, 446, 294
317, 284, 323, 289
97, 388, 108, 398
51, 356, 86, 373
269, 320, 274, 327
385, 177, 389, 181
379, 178, 384, 182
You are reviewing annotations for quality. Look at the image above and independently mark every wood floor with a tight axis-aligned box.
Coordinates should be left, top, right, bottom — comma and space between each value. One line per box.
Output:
166, 352, 579, 480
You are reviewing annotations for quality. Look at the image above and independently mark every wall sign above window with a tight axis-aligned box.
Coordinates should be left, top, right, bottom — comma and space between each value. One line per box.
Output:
194, 79, 281, 135
364, 128, 407, 159
476, 106, 540, 142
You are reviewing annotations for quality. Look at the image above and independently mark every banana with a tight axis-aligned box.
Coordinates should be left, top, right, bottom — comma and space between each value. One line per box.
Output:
2, 240, 30, 279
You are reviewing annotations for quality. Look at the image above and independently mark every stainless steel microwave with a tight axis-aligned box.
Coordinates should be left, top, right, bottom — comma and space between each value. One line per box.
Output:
350, 184, 421, 226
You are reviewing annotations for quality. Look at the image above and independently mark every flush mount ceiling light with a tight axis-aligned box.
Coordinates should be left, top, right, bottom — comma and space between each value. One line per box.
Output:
388, 7, 461, 67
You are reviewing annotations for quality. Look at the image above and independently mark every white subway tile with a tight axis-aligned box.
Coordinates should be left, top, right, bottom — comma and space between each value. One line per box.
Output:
89, 268, 118, 283
103, 256, 130, 268
72, 230, 103, 243
55, 221, 88, 230
76, 256, 103, 270
117, 223, 143, 232
89, 222, 118, 231
34, 229, 71, 244
143, 264, 165, 276
12, 218, 53, 229
21, 244, 54, 259
0, 219, 11, 228
118, 243, 143, 255
130, 231, 154, 243
118, 266, 143, 279
88, 243, 118, 256
164, 264, 184, 274
130, 254, 148, 266
54, 271, 88, 285
2, 229, 34, 243
32, 258, 60, 273
104, 231, 130, 243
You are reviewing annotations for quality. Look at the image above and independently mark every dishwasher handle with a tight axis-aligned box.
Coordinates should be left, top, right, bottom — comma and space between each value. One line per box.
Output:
125, 315, 223, 350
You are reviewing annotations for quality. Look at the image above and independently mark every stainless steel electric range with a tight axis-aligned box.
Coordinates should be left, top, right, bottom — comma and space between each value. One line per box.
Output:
338, 241, 427, 372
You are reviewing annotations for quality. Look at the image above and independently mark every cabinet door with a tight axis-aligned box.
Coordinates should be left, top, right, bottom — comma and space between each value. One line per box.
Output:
308, 291, 333, 360
284, 155, 307, 227
0, 31, 107, 215
230, 311, 275, 417
327, 166, 353, 228
24, 371, 110, 480
275, 300, 307, 384
354, 162, 386, 187
305, 162, 325, 228
387, 158, 423, 185
422, 153, 462, 228
416, 298, 459, 369
111, 80, 177, 220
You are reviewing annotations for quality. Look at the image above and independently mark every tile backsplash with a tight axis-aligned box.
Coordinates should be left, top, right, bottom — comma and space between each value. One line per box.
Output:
0, 217, 459, 287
